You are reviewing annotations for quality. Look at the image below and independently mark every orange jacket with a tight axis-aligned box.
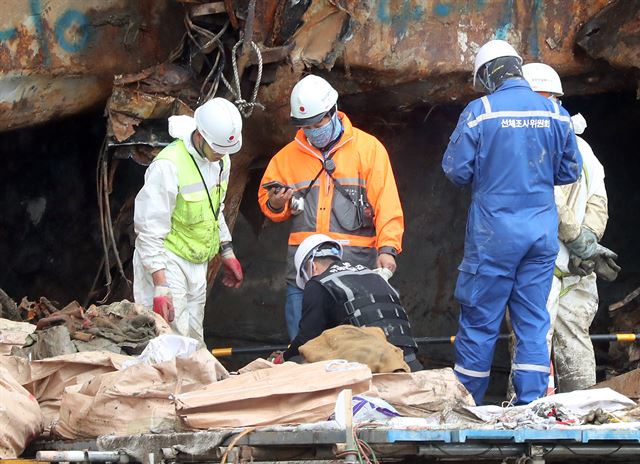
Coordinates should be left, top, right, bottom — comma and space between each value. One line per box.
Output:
259, 113, 404, 280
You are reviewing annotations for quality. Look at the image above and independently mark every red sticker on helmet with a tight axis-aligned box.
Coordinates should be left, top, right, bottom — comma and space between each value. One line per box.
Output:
300, 106, 305, 112
229, 135, 235, 141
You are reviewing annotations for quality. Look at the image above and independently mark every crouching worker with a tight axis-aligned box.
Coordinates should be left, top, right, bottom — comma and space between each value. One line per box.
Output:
273, 234, 422, 371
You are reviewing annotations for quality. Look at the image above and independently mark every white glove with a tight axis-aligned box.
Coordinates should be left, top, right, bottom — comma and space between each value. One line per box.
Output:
372, 267, 394, 281
290, 197, 304, 215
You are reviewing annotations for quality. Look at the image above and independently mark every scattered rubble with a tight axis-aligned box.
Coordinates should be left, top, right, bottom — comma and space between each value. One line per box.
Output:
0, 292, 170, 360
608, 287, 640, 374
0, 318, 36, 355
0, 288, 21, 321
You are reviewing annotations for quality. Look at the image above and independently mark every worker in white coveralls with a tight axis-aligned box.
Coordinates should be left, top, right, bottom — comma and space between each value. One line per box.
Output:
133, 98, 245, 347
507, 63, 621, 393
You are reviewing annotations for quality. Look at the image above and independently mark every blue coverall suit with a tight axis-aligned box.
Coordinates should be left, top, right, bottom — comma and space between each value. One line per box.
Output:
442, 79, 582, 405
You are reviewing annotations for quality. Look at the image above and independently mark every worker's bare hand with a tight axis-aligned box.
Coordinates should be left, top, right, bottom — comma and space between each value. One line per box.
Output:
376, 253, 397, 273
267, 187, 293, 211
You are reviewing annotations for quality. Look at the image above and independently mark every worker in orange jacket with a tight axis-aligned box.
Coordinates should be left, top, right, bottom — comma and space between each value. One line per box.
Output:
258, 75, 404, 339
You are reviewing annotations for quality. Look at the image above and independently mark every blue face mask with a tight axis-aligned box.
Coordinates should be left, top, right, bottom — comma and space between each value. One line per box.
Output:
303, 113, 343, 150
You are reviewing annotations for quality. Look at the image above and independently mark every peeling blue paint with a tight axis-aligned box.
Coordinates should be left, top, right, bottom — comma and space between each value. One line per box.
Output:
529, 0, 543, 58
434, 3, 451, 17
29, 0, 50, 65
55, 10, 90, 53
493, 0, 514, 40
377, 0, 425, 37
0, 28, 18, 41
377, 0, 391, 23
1, 1, 92, 66
432, 0, 488, 17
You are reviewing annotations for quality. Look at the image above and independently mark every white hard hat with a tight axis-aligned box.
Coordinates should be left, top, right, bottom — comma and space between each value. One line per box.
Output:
294, 234, 343, 289
290, 75, 338, 127
193, 98, 243, 155
522, 63, 564, 96
473, 40, 522, 87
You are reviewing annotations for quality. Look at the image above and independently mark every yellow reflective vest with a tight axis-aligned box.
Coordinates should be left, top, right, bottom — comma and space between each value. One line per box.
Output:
155, 140, 228, 263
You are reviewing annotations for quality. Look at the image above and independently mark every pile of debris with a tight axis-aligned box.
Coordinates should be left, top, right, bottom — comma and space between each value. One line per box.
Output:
608, 286, 640, 374
0, 289, 170, 359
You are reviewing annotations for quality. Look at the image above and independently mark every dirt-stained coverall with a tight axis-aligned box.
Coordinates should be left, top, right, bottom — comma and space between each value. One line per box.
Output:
546, 115, 608, 392
133, 117, 232, 346
442, 79, 581, 405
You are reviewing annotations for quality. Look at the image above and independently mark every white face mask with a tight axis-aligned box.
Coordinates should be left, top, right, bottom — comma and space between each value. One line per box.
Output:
571, 113, 587, 135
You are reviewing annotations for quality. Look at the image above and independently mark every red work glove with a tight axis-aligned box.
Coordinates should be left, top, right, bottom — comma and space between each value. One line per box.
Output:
153, 286, 175, 323
268, 351, 285, 364
221, 255, 244, 288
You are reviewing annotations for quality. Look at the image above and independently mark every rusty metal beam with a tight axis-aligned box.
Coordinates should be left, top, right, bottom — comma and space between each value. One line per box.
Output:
0, 0, 184, 132
576, 0, 640, 71
242, 0, 635, 156
338, 0, 612, 89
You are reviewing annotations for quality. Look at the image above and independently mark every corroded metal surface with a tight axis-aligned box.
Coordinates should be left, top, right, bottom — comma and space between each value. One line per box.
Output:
243, 0, 629, 149
340, 0, 612, 88
0, 0, 183, 131
577, 0, 640, 71
2, 1, 630, 131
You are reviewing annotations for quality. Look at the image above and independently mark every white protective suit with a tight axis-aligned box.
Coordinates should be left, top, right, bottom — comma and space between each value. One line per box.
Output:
548, 113, 608, 392
509, 114, 608, 395
133, 116, 232, 346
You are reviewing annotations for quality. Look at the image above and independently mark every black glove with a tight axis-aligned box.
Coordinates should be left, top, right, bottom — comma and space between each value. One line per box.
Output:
568, 255, 595, 277
593, 245, 621, 282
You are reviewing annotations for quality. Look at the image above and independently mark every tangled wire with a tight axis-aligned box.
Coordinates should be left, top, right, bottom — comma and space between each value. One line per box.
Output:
185, 7, 264, 117
91, 4, 265, 303
335, 424, 381, 464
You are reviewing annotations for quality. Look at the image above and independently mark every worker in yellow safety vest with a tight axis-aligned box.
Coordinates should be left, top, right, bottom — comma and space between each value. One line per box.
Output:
133, 98, 245, 347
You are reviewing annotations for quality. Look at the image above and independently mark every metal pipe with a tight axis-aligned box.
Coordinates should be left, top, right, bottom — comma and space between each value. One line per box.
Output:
414, 333, 640, 344
36, 450, 128, 462
212, 334, 639, 357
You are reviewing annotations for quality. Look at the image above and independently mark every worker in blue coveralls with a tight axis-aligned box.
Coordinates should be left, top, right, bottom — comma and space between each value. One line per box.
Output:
442, 40, 582, 405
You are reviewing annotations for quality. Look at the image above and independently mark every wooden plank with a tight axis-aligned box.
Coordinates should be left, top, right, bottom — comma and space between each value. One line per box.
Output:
593, 370, 640, 400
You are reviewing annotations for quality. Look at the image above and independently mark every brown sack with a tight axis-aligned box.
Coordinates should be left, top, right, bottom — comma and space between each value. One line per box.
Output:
237, 358, 275, 373
372, 368, 475, 416
53, 349, 227, 439
0, 351, 131, 430
236, 358, 299, 374
0, 364, 43, 458
177, 360, 372, 428
299, 325, 410, 373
